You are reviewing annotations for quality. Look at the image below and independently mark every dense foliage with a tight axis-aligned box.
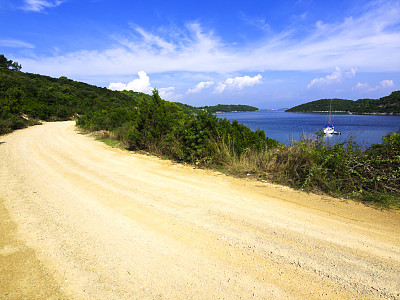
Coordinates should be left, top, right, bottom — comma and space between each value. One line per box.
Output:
0, 68, 143, 134
197, 104, 258, 113
260, 130, 400, 207
286, 91, 400, 114
174, 103, 258, 114
77, 89, 278, 165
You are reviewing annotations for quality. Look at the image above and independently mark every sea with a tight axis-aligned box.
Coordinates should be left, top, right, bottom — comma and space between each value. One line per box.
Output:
216, 110, 400, 147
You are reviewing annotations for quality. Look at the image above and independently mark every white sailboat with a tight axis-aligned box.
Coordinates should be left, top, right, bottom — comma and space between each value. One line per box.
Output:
323, 97, 340, 135
323, 123, 335, 134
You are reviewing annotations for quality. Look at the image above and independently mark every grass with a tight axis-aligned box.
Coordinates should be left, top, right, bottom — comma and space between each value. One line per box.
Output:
96, 137, 122, 148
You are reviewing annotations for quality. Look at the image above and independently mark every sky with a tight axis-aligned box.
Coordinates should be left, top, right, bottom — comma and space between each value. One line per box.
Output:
1, 0, 400, 108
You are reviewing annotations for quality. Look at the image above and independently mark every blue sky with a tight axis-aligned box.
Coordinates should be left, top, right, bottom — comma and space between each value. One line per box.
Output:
1, 0, 400, 108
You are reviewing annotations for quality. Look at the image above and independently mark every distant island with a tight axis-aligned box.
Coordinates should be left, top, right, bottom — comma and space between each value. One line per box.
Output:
286, 90, 400, 115
175, 103, 258, 114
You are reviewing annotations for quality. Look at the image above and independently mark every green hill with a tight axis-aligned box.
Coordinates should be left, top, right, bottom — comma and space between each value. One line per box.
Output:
198, 104, 258, 113
0, 62, 258, 134
286, 91, 400, 114
0, 68, 147, 134
174, 103, 258, 114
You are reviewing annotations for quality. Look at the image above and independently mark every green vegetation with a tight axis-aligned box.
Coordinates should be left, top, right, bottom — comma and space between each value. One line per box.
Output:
1, 55, 399, 208
174, 102, 258, 114
259, 130, 400, 208
199, 104, 258, 113
77, 89, 278, 165
0, 65, 143, 134
286, 91, 400, 114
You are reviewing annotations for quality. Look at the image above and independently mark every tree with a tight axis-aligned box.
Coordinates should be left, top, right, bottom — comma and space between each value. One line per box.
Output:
0, 55, 22, 71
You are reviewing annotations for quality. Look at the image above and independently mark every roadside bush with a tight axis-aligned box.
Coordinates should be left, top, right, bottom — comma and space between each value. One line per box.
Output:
0, 113, 28, 134
261, 129, 400, 207
0, 118, 12, 134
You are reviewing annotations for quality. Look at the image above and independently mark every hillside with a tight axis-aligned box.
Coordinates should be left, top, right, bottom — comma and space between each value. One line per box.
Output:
285, 98, 354, 113
0, 68, 145, 134
174, 103, 258, 114
286, 91, 400, 114
0, 66, 258, 134
198, 104, 258, 113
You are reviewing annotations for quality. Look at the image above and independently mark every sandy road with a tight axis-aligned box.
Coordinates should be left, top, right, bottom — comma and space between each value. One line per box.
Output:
0, 121, 399, 299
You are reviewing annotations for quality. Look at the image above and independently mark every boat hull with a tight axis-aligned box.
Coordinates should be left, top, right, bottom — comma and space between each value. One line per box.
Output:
324, 126, 335, 134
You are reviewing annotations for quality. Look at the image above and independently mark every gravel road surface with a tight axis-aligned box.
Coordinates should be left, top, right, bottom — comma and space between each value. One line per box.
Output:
1, 121, 399, 299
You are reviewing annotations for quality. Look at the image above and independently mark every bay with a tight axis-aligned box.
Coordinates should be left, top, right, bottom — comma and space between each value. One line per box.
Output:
216, 110, 400, 146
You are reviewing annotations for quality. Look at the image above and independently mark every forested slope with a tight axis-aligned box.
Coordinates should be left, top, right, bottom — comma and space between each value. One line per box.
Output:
286, 91, 400, 114
198, 104, 258, 113
0, 68, 145, 134
0, 65, 258, 135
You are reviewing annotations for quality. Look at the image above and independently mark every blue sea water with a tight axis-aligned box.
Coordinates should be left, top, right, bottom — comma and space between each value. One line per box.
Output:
216, 110, 400, 146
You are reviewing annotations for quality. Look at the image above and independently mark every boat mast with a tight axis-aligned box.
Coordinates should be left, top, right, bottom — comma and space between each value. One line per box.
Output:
329, 92, 332, 124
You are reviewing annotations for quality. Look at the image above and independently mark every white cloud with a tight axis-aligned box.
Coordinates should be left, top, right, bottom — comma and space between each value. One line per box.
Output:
108, 72, 181, 100
187, 81, 214, 94
227, 74, 263, 89
22, 0, 64, 12
239, 12, 271, 32
126, 71, 152, 93
17, 1, 400, 83
108, 82, 127, 91
213, 83, 227, 94
213, 74, 262, 94
380, 79, 394, 88
355, 79, 395, 91
158, 87, 175, 100
355, 82, 369, 90
345, 67, 357, 78
134, 27, 177, 54
307, 67, 342, 88
307, 67, 356, 89
108, 71, 152, 93
0, 39, 35, 48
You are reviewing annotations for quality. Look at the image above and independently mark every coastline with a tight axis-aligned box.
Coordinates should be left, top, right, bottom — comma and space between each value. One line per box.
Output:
285, 110, 400, 115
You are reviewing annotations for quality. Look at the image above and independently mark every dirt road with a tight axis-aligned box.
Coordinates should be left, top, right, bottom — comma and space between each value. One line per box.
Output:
1, 121, 399, 299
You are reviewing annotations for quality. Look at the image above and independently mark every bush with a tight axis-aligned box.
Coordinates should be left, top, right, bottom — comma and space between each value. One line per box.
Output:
261, 129, 400, 207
